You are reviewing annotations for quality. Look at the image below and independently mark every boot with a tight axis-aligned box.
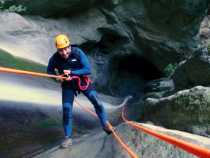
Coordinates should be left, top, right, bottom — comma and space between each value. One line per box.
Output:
103, 124, 113, 135
60, 137, 72, 148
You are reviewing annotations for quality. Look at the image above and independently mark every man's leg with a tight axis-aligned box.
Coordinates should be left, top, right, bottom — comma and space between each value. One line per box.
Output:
83, 89, 112, 134
61, 88, 74, 147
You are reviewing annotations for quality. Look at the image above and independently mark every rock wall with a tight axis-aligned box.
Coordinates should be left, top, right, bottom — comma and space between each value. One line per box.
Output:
0, 1, 209, 95
143, 86, 210, 137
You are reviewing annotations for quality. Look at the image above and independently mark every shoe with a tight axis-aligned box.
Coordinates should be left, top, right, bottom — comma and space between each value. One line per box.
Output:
103, 125, 113, 135
60, 137, 72, 148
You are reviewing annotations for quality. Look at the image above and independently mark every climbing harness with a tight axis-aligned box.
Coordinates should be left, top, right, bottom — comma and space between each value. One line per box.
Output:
63, 74, 92, 91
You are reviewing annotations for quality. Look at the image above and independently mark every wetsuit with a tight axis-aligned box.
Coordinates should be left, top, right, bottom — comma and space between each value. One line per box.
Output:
47, 46, 108, 137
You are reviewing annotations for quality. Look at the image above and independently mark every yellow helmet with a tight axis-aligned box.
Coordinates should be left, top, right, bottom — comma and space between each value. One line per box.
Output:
55, 34, 70, 49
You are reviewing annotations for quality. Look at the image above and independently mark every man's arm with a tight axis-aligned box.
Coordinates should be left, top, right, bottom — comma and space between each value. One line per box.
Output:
47, 57, 56, 75
71, 49, 91, 76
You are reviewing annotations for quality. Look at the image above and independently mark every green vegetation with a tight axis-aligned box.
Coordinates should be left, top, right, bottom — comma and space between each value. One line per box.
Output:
35, 118, 60, 129
163, 63, 177, 77
0, 48, 46, 73
0, 0, 27, 13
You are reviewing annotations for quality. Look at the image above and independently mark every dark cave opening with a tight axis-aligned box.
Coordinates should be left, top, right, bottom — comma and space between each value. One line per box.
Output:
114, 54, 163, 80
79, 32, 163, 97
109, 54, 163, 97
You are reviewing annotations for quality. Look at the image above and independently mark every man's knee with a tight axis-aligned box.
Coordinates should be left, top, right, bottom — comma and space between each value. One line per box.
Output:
89, 91, 101, 105
91, 94, 105, 111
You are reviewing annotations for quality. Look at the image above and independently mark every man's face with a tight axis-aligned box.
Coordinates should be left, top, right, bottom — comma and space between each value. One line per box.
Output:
58, 46, 71, 60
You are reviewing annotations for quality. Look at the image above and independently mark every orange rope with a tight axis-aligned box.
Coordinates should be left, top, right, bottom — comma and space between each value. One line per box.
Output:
74, 100, 139, 158
0, 66, 91, 91
2, 66, 210, 157
74, 100, 97, 117
0, 66, 65, 79
121, 107, 210, 158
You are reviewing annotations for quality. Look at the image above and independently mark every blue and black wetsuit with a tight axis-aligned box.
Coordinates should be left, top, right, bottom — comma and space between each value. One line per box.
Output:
47, 46, 108, 137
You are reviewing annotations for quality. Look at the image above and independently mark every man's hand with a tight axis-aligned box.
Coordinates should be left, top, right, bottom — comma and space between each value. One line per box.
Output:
63, 70, 71, 81
63, 70, 71, 76
56, 75, 64, 82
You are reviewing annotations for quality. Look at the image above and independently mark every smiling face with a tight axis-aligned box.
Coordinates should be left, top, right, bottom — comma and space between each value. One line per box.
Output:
58, 46, 71, 60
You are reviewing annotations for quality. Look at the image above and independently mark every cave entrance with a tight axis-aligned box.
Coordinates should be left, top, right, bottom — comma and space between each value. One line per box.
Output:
109, 54, 163, 97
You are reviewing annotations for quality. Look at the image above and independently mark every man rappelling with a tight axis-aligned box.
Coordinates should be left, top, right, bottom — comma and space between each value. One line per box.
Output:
47, 34, 112, 148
